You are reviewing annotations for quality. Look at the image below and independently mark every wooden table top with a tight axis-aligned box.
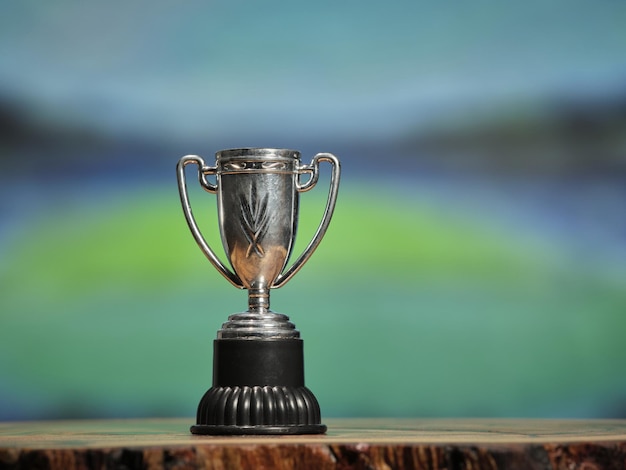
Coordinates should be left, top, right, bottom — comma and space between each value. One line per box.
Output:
1, 418, 626, 469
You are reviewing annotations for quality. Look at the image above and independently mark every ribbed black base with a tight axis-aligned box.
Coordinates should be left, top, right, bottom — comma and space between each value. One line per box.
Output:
191, 339, 325, 435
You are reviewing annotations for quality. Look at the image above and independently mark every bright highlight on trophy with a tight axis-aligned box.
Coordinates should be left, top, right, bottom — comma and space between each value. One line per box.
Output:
176, 148, 340, 435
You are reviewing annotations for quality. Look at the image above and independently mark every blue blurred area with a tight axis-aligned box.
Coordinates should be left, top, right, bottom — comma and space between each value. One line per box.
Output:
1, 2, 625, 421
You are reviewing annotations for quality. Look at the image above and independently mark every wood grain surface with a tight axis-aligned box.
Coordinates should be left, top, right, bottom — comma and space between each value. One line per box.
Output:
1, 418, 626, 469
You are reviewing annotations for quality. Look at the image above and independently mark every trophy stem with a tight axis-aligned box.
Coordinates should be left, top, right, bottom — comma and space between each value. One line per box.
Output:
248, 287, 270, 313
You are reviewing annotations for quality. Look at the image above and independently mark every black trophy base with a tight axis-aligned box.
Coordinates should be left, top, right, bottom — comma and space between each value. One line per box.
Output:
191, 339, 326, 435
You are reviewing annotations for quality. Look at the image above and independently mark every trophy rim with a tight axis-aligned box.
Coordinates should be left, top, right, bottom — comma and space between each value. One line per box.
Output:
216, 148, 301, 160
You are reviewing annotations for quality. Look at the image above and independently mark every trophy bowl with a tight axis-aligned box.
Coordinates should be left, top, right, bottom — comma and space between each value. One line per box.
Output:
176, 148, 340, 435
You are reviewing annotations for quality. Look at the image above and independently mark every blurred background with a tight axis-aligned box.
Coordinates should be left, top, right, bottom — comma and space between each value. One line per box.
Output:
1, 2, 625, 421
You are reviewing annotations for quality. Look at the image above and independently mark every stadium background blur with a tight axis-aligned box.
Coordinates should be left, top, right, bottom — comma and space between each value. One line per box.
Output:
1, 2, 625, 421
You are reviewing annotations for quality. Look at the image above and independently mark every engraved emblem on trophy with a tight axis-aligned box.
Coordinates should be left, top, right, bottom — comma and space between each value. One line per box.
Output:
176, 148, 340, 435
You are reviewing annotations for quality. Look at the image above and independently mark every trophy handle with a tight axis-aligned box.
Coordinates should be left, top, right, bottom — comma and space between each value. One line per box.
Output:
273, 153, 341, 288
177, 155, 244, 288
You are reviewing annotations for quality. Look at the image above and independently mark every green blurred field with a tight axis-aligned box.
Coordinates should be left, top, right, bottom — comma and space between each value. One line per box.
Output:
1, 182, 625, 419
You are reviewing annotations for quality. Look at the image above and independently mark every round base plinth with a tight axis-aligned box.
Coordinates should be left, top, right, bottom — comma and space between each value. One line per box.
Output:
190, 423, 327, 435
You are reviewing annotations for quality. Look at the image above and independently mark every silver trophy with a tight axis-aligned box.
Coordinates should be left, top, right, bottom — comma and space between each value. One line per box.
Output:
176, 148, 340, 435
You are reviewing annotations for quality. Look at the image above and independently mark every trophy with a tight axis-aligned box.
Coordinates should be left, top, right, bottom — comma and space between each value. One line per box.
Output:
176, 148, 340, 435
